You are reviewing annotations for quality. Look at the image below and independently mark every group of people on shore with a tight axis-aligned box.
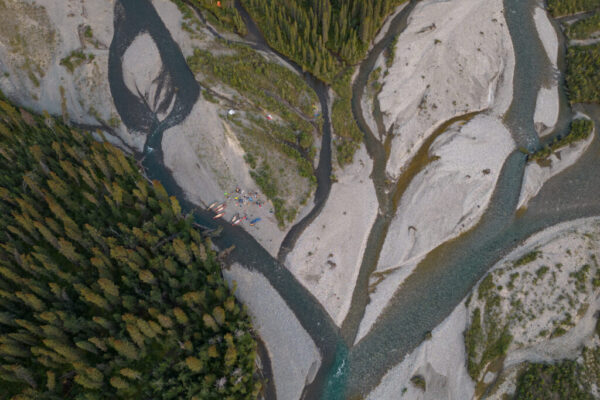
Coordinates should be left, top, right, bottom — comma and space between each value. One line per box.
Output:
208, 187, 269, 226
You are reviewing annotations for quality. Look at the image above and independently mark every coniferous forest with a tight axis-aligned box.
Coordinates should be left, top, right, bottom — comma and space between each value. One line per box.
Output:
0, 97, 261, 399
566, 43, 600, 103
241, 0, 406, 83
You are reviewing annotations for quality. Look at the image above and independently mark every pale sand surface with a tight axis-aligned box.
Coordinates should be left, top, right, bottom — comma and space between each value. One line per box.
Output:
285, 145, 378, 326
504, 299, 600, 368
533, 6, 559, 68
378, 0, 514, 179
152, 0, 199, 57
469, 217, 600, 354
377, 116, 514, 270
471, 217, 600, 397
357, 115, 514, 342
162, 99, 289, 257
570, 37, 600, 46
534, 85, 559, 137
532, 5, 560, 137
0, 0, 137, 148
122, 32, 175, 122
361, 93, 380, 140
367, 303, 474, 400
223, 264, 321, 400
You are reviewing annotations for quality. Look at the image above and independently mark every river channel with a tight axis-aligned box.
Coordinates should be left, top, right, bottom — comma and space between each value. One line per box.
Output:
107, 0, 600, 399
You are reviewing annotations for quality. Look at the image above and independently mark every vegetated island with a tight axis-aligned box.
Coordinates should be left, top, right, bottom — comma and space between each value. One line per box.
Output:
0, 95, 262, 399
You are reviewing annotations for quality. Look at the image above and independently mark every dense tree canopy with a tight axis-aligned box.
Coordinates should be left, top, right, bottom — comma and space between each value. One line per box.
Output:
514, 361, 592, 400
566, 43, 600, 104
565, 11, 600, 40
0, 97, 261, 399
241, 0, 407, 82
547, 0, 600, 17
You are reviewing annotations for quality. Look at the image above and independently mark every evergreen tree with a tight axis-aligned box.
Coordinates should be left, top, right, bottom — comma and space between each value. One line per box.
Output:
0, 96, 261, 399
240, 0, 407, 82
